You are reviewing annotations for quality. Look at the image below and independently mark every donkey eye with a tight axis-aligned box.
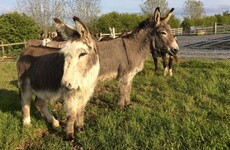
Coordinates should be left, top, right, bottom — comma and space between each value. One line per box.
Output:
160, 32, 167, 35
79, 52, 87, 58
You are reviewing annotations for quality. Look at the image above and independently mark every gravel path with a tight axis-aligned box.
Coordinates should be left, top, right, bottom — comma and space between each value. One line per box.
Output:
176, 34, 230, 59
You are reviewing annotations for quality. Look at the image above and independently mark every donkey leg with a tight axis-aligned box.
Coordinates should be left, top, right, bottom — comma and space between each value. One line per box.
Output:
64, 94, 78, 140
75, 107, 85, 132
75, 82, 96, 131
74, 101, 86, 131
66, 110, 76, 140
153, 57, 158, 74
75, 96, 91, 132
118, 76, 128, 108
124, 82, 132, 107
162, 54, 168, 76
20, 89, 32, 126
118, 74, 134, 108
168, 56, 173, 76
34, 97, 60, 128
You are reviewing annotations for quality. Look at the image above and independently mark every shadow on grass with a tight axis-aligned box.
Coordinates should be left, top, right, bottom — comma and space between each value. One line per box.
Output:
90, 96, 117, 111
0, 89, 20, 112
0, 81, 79, 142
0, 88, 54, 121
0, 88, 68, 140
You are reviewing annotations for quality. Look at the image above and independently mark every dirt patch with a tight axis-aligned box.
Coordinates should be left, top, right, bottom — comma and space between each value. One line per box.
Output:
212, 41, 230, 49
177, 34, 230, 59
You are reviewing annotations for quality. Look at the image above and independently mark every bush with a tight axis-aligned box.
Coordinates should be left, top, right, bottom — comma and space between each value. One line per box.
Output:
181, 17, 192, 30
0, 12, 41, 55
168, 15, 181, 28
92, 12, 180, 33
181, 13, 230, 30
92, 12, 145, 33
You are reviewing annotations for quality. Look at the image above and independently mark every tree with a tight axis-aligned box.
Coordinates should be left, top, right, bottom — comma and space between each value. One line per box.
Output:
168, 15, 181, 28
14, 0, 67, 37
67, 0, 101, 27
140, 0, 169, 16
92, 12, 145, 33
0, 12, 40, 55
183, 0, 205, 19
0, 12, 40, 43
181, 16, 217, 30
181, 17, 191, 30
223, 11, 230, 16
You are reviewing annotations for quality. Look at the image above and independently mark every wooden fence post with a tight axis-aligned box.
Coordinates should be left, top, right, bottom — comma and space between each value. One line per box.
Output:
214, 22, 217, 34
24, 39, 26, 47
1, 41, 5, 58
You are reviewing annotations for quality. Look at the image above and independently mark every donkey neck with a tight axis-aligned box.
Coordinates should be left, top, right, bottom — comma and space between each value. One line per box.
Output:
126, 27, 152, 59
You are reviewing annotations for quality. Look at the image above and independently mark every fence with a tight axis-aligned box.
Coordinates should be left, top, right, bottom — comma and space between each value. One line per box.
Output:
188, 23, 230, 35
171, 28, 183, 36
216, 24, 230, 33
0, 41, 26, 60
99, 28, 183, 38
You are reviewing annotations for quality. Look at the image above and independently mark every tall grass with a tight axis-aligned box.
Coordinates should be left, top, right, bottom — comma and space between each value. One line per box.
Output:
0, 59, 229, 149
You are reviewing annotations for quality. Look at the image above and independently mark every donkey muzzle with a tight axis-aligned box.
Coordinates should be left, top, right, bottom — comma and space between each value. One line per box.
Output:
63, 81, 77, 91
64, 82, 74, 91
63, 81, 80, 92
168, 47, 179, 56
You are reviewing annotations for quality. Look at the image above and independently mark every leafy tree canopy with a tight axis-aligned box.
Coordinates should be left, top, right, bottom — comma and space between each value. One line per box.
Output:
168, 15, 181, 28
181, 12, 230, 30
183, 0, 205, 19
0, 12, 41, 44
92, 12, 145, 33
92, 11, 180, 33
140, 0, 169, 15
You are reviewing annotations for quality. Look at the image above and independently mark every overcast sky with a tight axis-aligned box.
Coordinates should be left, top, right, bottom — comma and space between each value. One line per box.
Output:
1, 0, 230, 19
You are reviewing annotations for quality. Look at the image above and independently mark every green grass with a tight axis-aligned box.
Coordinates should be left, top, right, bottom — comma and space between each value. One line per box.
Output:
0, 59, 229, 149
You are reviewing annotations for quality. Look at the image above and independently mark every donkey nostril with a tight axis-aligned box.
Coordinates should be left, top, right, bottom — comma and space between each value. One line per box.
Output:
173, 49, 178, 54
65, 82, 72, 90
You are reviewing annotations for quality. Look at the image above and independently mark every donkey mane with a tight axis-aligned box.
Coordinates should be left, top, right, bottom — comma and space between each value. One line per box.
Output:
122, 18, 153, 39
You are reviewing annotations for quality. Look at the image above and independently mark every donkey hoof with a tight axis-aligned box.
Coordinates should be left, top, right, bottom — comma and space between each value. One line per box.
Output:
77, 126, 84, 132
66, 133, 74, 141
117, 102, 125, 109
164, 67, 169, 76
23, 118, 31, 126
52, 120, 60, 128
125, 103, 133, 109
169, 69, 173, 76
118, 105, 125, 110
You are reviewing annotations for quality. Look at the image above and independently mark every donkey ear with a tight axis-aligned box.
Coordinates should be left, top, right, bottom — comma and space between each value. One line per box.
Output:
153, 7, 161, 26
73, 16, 89, 38
161, 8, 174, 23
53, 18, 76, 40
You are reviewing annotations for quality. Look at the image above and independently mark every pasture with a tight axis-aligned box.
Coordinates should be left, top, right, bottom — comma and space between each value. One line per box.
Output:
0, 59, 229, 149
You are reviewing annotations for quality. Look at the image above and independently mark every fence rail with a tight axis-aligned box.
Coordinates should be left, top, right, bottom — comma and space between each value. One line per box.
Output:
188, 23, 230, 35
0, 41, 26, 60
171, 28, 183, 36
99, 28, 183, 38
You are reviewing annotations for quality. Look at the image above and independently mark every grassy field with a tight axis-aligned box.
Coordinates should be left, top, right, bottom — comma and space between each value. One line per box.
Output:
0, 59, 229, 149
